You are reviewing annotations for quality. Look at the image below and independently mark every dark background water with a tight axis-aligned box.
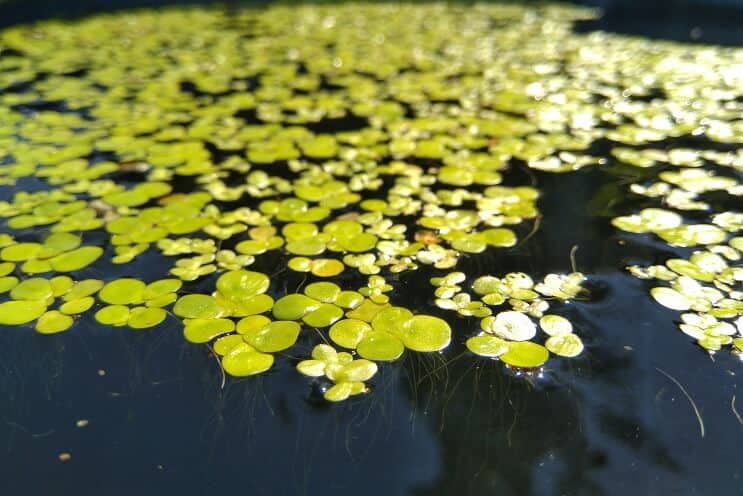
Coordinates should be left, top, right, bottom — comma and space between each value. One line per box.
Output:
1, 1, 742, 495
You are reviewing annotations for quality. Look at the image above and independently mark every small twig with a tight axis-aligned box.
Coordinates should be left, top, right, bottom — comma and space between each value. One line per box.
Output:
569, 245, 579, 273
656, 367, 705, 438
732, 395, 743, 425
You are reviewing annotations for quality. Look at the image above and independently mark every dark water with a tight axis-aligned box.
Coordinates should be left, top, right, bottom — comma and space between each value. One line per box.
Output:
1, 2, 742, 496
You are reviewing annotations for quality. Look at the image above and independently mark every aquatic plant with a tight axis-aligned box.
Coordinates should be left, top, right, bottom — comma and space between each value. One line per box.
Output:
0, 1, 740, 401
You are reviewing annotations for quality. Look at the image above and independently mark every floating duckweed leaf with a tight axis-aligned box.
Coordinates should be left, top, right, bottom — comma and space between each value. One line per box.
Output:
335, 291, 364, 309
1, 243, 42, 262
650, 287, 691, 311
545, 333, 584, 357
0, 276, 20, 293
402, 315, 451, 352
143, 279, 182, 299
216, 270, 270, 299
20, 259, 52, 274
99, 278, 146, 305
539, 314, 573, 336
472, 276, 501, 295
482, 228, 517, 247
337, 232, 378, 253
272, 294, 320, 320
304, 282, 340, 303
0, 263, 15, 277
451, 235, 487, 254
296, 359, 326, 377
63, 279, 104, 300
35, 310, 74, 334
49, 276, 74, 297
336, 360, 378, 382
329, 319, 372, 349
500, 341, 550, 368
128, 307, 167, 329
302, 303, 344, 328
94, 305, 130, 326
371, 307, 414, 335
311, 344, 339, 362
346, 299, 390, 322
466, 335, 510, 357
173, 294, 224, 319
10, 278, 53, 302
283, 222, 319, 240
287, 257, 312, 272
221, 343, 274, 377
59, 296, 95, 315
213, 334, 246, 356
323, 382, 355, 402
286, 238, 326, 256
0, 300, 47, 325
183, 318, 235, 343
49, 246, 103, 272
666, 259, 715, 282
236, 315, 272, 335
357, 331, 405, 361
38, 232, 81, 258
243, 320, 300, 352
484, 311, 537, 341
698, 335, 728, 351
221, 293, 274, 317
482, 293, 506, 306
310, 259, 344, 277
145, 292, 178, 308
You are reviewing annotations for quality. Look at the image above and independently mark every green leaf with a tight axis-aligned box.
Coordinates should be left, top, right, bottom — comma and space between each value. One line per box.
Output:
35, 310, 74, 334
466, 335, 509, 357
329, 319, 371, 349
94, 305, 130, 326
401, 315, 451, 352
10, 278, 53, 301
545, 333, 584, 357
304, 282, 340, 303
650, 287, 691, 311
297, 359, 326, 377
128, 306, 167, 329
216, 270, 270, 299
49, 246, 103, 272
336, 360, 378, 382
242, 320, 300, 352
59, 296, 95, 315
357, 331, 404, 361
173, 294, 224, 319
500, 342, 550, 368
302, 303, 344, 328
99, 278, 146, 305
0, 299, 47, 325
183, 318, 235, 343
539, 314, 573, 336
272, 293, 320, 320
222, 343, 274, 377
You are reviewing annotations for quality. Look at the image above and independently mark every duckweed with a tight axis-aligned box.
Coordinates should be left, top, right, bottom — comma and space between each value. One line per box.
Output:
0, 1, 740, 402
